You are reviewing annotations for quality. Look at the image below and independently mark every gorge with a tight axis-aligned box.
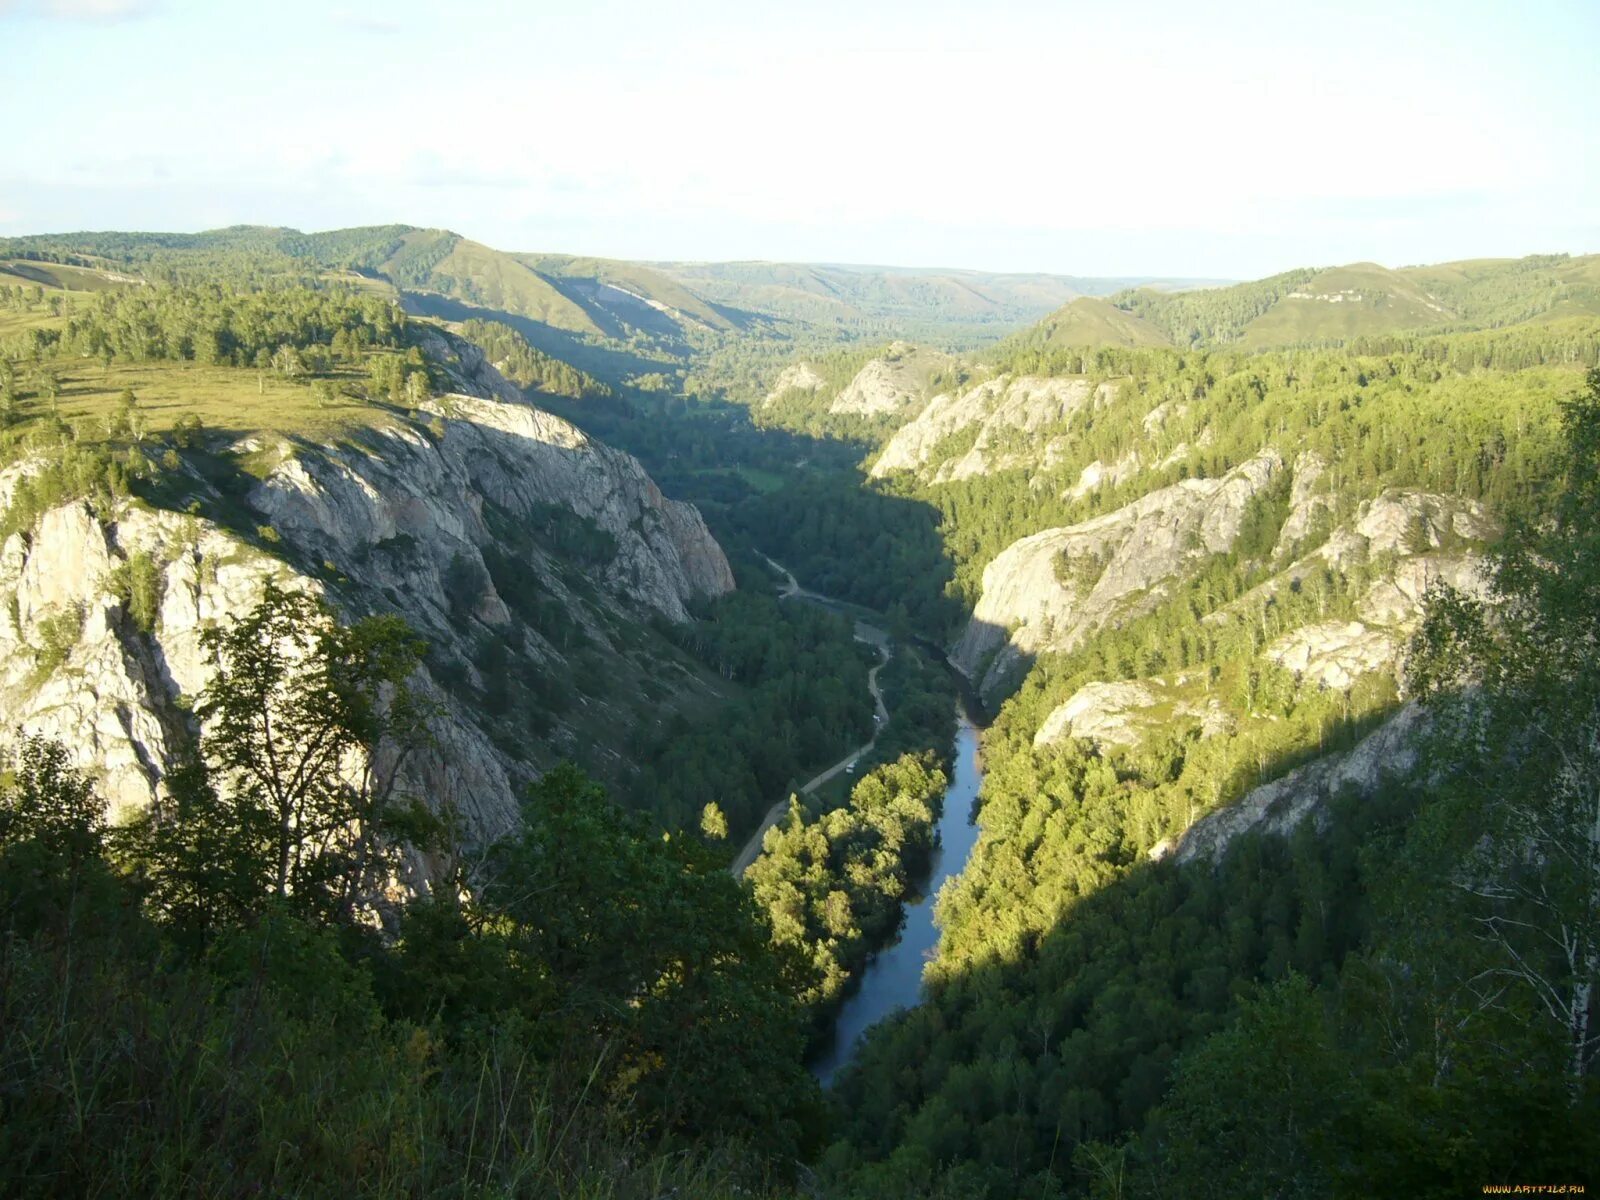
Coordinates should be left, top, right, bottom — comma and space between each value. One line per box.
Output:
0, 227, 1596, 1198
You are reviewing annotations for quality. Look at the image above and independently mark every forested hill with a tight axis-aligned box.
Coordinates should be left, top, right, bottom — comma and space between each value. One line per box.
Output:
2, 225, 1597, 1197
742, 252, 1600, 444
643, 260, 1223, 338
795, 303, 1600, 1189
0, 226, 1196, 370
1105, 253, 1600, 349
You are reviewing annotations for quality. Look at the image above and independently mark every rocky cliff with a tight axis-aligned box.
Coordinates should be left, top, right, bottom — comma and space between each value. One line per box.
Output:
953, 451, 1285, 693
1169, 702, 1427, 864
870, 374, 1115, 480
0, 338, 732, 843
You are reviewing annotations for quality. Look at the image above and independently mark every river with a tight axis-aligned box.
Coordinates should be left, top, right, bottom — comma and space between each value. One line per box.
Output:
811, 707, 985, 1086
749, 556, 988, 1083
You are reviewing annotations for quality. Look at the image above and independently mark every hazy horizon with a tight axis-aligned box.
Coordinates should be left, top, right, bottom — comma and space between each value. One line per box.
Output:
2, 0, 1595, 278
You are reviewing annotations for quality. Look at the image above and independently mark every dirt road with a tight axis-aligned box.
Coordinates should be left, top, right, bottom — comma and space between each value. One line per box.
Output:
731, 559, 892, 877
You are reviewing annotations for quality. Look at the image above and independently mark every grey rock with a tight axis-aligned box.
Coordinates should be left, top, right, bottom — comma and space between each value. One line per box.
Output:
953, 450, 1284, 693
1174, 703, 1425, 864
0, 354, 732, 849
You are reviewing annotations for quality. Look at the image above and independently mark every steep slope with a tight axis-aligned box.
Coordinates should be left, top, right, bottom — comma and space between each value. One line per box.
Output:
1235, 262, 1451, 346
521, 254, 737, 335
951, 451, 1286, 690
0, 332, 732, 846
870, 373, 1115, 480
1028, 294, 1173, 347
824, 310, 1598, 1197
403, 235, 602, 333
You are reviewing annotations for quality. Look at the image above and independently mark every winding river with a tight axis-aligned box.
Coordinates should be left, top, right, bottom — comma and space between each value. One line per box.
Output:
740, 557, 989, 1083
811, 710, 984, 1085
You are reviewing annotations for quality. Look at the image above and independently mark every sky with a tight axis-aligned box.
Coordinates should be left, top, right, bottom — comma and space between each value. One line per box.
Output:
0, 0, 1595, 279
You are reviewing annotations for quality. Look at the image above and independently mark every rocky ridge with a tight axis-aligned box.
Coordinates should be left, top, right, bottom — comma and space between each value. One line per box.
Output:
953, 450, 1285, 693
870, 374, 1116, 480
0, 338, 732, 842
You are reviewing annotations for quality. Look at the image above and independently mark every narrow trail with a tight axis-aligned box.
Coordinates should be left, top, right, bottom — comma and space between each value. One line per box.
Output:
730, 558, 892, 878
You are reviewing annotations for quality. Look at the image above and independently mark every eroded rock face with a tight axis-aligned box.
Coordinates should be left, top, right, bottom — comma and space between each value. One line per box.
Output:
1274, 451, 1334, 558
762, 361, 826, 405
953, 451, 1285, 694
1066, 451, 1142, 501
829, 359, 923, 416
0, 500, 301, 824
871, 375, 1113, 479
824, 342, 958, 417
1174, 703, 1426, 864
252, 394, 732, 626
0, 366, 731, 842
1266, 620, 1398, 691
1033, 681, 1157, 748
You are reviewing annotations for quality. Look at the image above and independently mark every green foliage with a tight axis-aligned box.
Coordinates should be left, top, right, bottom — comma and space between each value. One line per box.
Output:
454, 317, 610, 399
748, 753, 947, 1021
33, 603, 83, 674
0, 578, 825, 1193
1403, 366, 1600, 1089
1100, 254, 1600, 350
1108, 268, 1318, 347
463, 764, 821, 1152
639, 589, 874, 833
0, 843, 805, 1198
0, 443, 132, 540
129, 582, 432, 936
824, 369, 1600, 1197
108, 548, 162, 632
727, 476, 964, 638
0, 734, 104, 873
9, 281, 411, 370
916, 333, 1579, 604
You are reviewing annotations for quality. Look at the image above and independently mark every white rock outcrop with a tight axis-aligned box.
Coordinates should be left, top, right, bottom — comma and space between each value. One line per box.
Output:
1273, 451, 1335, 558
0, 366, 732, 843
953, 450, 1284, 693
1066, 451, 1142, 501
1033, 681, 1157, 748
828, 359, 921, 416
1174, 703, 1426, 864
762, 361, 826, 405
1265, 620, 1398, 690
871, 375, 1113, 479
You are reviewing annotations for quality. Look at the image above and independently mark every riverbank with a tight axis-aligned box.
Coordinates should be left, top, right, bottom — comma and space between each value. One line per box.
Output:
811, 707, 986, 1085
729, 558, 896, 876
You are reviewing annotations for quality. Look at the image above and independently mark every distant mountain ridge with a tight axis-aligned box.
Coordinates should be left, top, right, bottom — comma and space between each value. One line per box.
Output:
1105, 253, 1600, 348
648, 259, 1225, 333
0, 224, 1216, 349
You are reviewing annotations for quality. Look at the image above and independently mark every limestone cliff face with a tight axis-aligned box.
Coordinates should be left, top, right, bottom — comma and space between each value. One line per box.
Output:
1016, 484, 1492, 865
251, 394, 732, 627
953, 451, 1285, 693
0, 344, 732, 842
762, 342, 956, 416
827, 342, 956, 417
1171, 702, 1426, 864
761, 361, 826, 406
870, 374, 1113, 480
955, 453, 1497, 702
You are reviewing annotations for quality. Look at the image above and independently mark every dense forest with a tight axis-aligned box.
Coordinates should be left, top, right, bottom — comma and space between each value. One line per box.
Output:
0, 589, 823, 1197
2, 229, 1597, 1197
817, 374, 1600, 1196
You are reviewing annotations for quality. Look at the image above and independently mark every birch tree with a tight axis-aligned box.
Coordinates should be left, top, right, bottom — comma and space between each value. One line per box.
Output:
1409, 367, 1600, 1096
